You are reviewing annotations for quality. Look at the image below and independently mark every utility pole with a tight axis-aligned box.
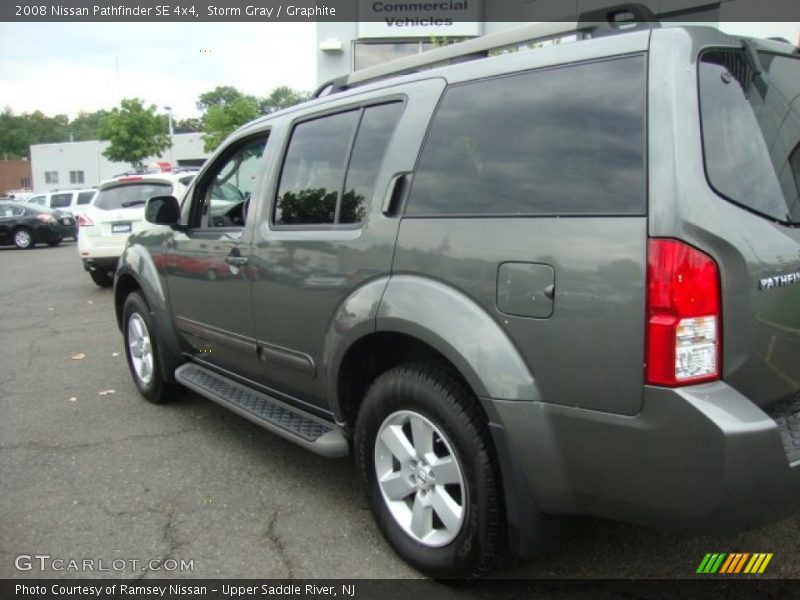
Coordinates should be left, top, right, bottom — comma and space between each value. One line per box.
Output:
164, 105, 174, 169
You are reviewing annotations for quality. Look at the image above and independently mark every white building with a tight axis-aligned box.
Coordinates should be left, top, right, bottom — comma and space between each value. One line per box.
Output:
30, 132, 209, 192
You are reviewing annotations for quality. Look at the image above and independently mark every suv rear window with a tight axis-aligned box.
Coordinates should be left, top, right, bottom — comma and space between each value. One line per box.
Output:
77, 191, 95, 205
699, 49, 800, 224
50, 193, 72, 209
406, 55, 646, 217
95, 183, 172, 211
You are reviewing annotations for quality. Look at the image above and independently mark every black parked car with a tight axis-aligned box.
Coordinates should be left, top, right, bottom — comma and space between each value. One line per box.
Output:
0, 202, 76, 249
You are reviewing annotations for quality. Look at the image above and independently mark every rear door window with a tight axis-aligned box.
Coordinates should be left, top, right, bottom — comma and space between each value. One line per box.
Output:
95, 183, 172, 211
699, 49, 800, 224
77, 191, 95, 205
50, 193, 72, 209
274, 102, 404, 227
406, 55, 647, 217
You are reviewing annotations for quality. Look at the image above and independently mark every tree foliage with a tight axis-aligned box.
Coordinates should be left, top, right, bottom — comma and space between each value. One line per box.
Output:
259, 86, 311, 115
199, 85, 310, 152
196, 85, 250, 112
69, 110, 109, 141
0, 84, 309, 160
98, 98, 171, 169
201, 96, 260, 153
0, 107, 69, 159
175, 117, 203, 133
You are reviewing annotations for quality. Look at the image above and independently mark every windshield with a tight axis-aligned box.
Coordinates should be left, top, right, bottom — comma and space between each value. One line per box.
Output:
698, 48, 800, 225
95, 183, 172, 211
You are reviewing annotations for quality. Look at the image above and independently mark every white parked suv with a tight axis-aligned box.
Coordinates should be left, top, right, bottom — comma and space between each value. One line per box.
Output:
28, 189, 97, 231
78, 172, 193, 287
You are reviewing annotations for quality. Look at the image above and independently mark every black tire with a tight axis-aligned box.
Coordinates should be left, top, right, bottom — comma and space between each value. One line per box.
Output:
13, 227, 34, 249
355, 363, 506, 578
47, 238, 62, 247
89, 268, 114, 288
122, 291, 182, 404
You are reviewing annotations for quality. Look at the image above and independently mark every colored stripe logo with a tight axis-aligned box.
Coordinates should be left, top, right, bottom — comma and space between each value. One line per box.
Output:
696, 553, 773, 574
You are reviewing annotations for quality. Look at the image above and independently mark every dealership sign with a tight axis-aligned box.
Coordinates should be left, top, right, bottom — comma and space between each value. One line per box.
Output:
358, 1, 482, 38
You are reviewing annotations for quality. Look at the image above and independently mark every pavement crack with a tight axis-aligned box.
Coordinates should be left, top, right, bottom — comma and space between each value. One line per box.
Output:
134, 503, 185, 580
0, 427, 202, 453
267, 509, 295, 578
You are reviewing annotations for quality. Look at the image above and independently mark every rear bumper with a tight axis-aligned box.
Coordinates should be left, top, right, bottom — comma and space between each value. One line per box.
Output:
77, 234, 125, 259
489, 381, 800, 540
32, 223, 70, 243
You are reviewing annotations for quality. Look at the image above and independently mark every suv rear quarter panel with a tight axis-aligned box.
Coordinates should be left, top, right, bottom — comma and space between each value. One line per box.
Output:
649, 27, 800, 408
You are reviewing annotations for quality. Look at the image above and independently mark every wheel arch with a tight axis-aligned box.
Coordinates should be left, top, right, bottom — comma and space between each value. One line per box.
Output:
329, 274, 540, 428
115, 244, 183, 383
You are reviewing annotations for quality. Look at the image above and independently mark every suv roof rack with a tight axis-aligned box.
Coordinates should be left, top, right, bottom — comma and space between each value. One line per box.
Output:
314, 3, 659, 98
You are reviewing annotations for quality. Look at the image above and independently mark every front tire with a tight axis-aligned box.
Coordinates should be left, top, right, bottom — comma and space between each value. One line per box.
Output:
89, 268, 114, 288
13, 227, 34, 249
122, 292, 181, 404
355, 363, 505, 578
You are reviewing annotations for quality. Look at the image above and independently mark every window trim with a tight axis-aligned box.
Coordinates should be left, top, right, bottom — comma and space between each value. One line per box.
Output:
270, 96, 407, 231
403, 52, 649, 220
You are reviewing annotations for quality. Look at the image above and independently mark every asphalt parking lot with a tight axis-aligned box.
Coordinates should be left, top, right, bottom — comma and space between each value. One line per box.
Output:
1, 242, 799, 580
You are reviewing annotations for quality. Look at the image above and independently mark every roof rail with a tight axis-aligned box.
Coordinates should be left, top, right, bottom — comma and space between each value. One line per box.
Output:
314, 3, 658, 98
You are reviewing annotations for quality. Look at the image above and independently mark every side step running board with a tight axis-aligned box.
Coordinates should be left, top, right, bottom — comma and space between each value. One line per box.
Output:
175, 363, 348, 458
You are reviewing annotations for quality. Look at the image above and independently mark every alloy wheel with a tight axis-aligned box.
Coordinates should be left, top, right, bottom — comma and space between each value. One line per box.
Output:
374, 410, 466, 547
127, 313, 153, 386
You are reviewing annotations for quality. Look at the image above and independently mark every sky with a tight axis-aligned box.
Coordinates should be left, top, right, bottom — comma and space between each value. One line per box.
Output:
0, 21, 798, 122
0, 23, 318, 120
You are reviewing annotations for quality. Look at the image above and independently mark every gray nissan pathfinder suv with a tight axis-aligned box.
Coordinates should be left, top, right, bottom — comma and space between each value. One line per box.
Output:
113, 9, 800, 578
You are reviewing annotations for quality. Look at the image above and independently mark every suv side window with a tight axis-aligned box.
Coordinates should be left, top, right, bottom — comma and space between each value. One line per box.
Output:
191, 135, 268, 229
406, 55, 646, 217
50, 193, 73, 209
274, 102, 403, 227
77, 191, 95, 205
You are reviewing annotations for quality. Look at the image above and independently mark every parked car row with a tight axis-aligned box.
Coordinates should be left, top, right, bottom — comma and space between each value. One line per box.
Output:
27, 188, 97, 231
0, 201, 76, 249
3, 173, 196, 289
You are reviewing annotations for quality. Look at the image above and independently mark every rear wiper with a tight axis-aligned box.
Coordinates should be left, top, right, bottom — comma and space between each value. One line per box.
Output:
742, 39, 769, 97
121, 200, 146, 208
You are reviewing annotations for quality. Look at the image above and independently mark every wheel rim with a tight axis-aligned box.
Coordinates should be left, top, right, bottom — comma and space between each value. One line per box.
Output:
374, 410, 466, 547
127, 313, 153, 386
15, 230, 31, 247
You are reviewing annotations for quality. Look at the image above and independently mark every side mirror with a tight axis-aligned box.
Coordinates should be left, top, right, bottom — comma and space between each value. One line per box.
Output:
145, 195, 181, 227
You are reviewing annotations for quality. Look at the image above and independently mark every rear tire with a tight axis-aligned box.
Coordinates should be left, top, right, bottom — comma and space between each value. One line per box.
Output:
13, 227, 34, 249
89, 268, 114, 288
122, 291, 182, 404
355, 363, 506, 578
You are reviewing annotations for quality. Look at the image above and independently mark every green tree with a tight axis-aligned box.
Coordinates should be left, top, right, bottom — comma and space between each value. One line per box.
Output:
202, 95, 259, 152
258, 86, 311, 115
175, 117, 203, 133
98, 98, 171, 169
69, 110, 109, 141
196, 85, 249, 112
0, 107, 70, 159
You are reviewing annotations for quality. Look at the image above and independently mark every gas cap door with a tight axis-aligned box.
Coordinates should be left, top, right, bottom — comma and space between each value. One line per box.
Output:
497, 262, 555, 319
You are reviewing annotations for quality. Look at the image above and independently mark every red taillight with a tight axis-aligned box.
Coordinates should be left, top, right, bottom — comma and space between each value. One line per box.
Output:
77, 214, 94, 227
646, 239, 721, 386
